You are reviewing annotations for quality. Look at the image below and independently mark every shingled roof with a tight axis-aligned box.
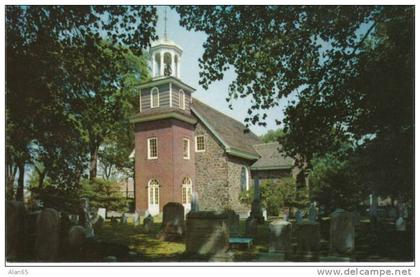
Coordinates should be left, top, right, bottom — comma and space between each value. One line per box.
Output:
251, 142, 295, 170
191, 98, 261, 160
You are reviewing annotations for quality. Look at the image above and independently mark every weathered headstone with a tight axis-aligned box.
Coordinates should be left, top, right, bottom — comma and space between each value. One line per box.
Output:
6, 201, 26, 261
295, 221, 321, 261
132, 212, 141, 226
395, 216, 406, 231
121, 213, 128, 224
249, 178, 264, 223
224, 209, 240, 237
245, 216, 258, 238
191, 192, 199, 212
295, 209, 303, 224
268, 220, 292, 256
185, 211, 229, 256
97, 208, 106, 219
160, 202, 185, 241
68, 225, 86, 258
329, 209, 355, 255
143, 214, 154, 233
308, 204, 318, 223
34, 208, 61, 262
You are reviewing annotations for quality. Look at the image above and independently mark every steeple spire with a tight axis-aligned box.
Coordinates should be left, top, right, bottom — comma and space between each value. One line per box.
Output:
164, 7, 168, 40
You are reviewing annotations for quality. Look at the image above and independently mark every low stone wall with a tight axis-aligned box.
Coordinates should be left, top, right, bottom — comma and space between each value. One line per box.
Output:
185, 211, 229, 256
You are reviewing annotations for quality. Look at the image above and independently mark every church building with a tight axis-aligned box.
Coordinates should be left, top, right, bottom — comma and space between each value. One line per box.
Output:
130, 35, 295, 217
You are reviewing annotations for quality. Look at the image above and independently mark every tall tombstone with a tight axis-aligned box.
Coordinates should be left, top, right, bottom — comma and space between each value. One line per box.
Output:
191, 192, 199, 212
34, 208, 61, 262
295, 221, 321, 261
268, 219, 292, 256
308, 203, 318, 223
68, 225, 86, 260
6, 201, 26, 261
249, 178, 264, 224
97, 208, 106, 219
185, 211, 229, 256
143, 214, 154, 233
160, 202, 185, 241
295, 209, 303, 224
224, 209, 240, 237
132, 212, 140, 226
329, 209, 355, 255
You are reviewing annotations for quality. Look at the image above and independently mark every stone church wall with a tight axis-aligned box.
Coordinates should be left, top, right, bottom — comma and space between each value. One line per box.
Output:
194, 121, 229, 211
226, 156, 253, 216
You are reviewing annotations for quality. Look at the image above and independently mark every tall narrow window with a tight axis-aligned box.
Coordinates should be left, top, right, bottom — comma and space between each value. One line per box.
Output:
240, 167, 249, 192
151, 87, 159, 108
148, 179, 159, 205
179, 89, 185, 110
183, 138, 190, 159
195, 135, 205, 152
182, 177, 192, 205
147, 138, 158, 159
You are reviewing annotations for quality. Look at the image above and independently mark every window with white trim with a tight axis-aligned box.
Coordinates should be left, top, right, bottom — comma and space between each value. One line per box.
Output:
179, 89, 185, 110
181, 177, 192, 205
151, 87, 159, 108
148, 179, 159, 205
183, 138, 190, 159
147, 138, 158, 159
195, 135, 205, 152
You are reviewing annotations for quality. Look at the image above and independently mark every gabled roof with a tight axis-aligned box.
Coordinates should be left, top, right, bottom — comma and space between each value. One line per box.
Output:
251, 142, 294, 170
191, 98, 261, 160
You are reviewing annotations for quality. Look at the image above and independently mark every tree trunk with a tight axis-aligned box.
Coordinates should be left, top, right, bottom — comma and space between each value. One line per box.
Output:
89, 146, 98, 181
6, 164, 18, 200
15, 162, 24, 202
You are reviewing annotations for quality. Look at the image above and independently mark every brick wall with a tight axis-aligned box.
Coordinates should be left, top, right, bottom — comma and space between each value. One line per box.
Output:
134, 118, 195, 215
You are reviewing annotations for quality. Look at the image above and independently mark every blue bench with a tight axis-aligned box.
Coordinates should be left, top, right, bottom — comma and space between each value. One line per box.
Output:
229, 237, 253, 249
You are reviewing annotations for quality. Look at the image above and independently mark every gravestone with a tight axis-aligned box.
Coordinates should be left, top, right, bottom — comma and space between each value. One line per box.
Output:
295, 209, 303, 224
97, 208, 106, 219
121, 213, 128, 224
132, 212, 141, 226
295, 221, 321, 261
224, 209, 240, 237
185, 211, 229, 256
395, 217, 406, 231
68, 225, 86, 258
308, 204, 318, 223
6, 201, 26, 261
191, 192, 199, 212
160, 202, 185, 241
329, 209, 355, 255
143, 214, 154, 233
268, 220, 292, 256
34, 208, 61, 262
245, 216, 258, 238
249, 178, 264, 223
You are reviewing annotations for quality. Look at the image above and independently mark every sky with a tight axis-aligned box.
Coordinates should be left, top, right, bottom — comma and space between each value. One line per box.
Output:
154, 6, 287, 136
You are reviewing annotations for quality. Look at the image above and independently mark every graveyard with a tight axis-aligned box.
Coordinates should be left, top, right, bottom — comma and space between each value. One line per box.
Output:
6, 200, 413, 263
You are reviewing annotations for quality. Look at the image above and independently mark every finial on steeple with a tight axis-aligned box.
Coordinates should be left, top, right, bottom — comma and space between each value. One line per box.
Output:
164, 7, 168, 40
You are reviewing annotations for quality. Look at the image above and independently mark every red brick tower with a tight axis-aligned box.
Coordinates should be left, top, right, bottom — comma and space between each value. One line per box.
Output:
130, 36, 196, 216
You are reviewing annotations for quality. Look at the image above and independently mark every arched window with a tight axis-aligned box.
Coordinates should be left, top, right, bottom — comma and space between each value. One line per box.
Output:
182, 177, 192, 205
151, 87, 159, 108
179, 89, 185, 110
148, 179, 160, 206
164, 52, 172, 76
240, 167, 249, 192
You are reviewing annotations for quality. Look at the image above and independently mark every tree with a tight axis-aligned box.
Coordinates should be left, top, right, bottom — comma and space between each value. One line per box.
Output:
260, 128, 285, 143
6, 6, 157, 197
176, 6, 414, 200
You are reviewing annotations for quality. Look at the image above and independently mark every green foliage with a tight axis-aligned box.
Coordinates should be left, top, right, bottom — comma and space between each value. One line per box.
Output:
81, 178, 128, 212
239, 177, 303, 216
6, 6, 156, 193
176, 6, 414, 200
309, 154, 365, 212
259, 128, 285, 143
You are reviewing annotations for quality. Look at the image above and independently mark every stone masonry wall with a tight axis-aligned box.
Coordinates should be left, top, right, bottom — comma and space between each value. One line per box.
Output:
227, 156, 253, 216
194, 121, 229, 211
